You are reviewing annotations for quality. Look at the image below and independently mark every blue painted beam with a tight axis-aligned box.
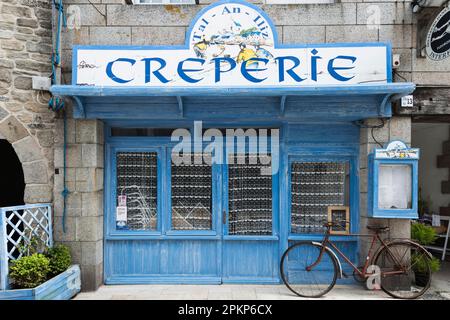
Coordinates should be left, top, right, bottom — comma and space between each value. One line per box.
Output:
280, 95, 287, 115
71, 96, 85, 118
177, 96, 184, 118
51, 83, 415, 98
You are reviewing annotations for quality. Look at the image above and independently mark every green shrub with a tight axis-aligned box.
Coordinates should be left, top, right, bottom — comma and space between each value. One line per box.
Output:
45, 244, 72, 277
412, 252, 441, 273
411, 222, 438, 245
9, 254, 50, 289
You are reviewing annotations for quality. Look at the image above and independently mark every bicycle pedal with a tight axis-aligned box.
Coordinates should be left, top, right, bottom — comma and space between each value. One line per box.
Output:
341, 272, 350, 278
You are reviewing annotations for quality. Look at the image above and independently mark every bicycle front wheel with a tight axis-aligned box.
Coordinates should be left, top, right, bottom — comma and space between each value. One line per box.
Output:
280, 241, 338, 298
374, 241, 432, 299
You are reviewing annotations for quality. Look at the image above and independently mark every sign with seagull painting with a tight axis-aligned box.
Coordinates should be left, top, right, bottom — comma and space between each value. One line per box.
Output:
73, 0, 391, 87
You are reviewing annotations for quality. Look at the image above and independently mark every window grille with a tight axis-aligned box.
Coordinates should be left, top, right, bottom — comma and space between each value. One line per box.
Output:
116, 152, 158, 230
228, 154, 272, 236
171, 154, 212, 230
291, 162, 349, 234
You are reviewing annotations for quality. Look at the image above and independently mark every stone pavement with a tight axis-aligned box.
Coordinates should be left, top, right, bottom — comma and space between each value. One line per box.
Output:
73, 281, 449, 300
73, 261, 450, 300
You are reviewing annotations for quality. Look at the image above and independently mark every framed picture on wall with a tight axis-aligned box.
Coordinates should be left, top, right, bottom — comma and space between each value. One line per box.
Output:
327, 206, 350, 235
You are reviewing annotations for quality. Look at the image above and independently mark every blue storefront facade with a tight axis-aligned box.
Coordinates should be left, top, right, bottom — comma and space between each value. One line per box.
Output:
52, 0, 415, 285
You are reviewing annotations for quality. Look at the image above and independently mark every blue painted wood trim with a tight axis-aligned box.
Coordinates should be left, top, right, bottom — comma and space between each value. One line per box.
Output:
368, 157, 419, 219
105, 275, 222, 285
105, 235, 221, 240
0, 265, 80, 300
177, 96, 183, 117
223, 235, 279, 241
280, 96, 287, 115
286, 153, 359, 238
288, 235, 359, 242
51, 83, 415, 98
105, 145, 164, 237
0, 207, 8, 291
71, 96, 85, 119
222, 277, 280, 284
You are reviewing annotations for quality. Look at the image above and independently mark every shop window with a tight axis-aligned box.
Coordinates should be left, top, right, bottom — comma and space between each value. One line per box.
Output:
116, 152, 158, 230
228, 154, 273, 236
290, 162, 350, 234
171, 154, 213, 230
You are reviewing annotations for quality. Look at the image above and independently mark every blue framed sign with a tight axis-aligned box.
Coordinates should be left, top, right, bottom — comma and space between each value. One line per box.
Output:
368, 141, 420, 219
73, 0, 391, 87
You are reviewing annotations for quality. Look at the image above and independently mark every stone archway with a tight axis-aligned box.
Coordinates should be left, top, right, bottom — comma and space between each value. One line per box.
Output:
0, 115, 51, 204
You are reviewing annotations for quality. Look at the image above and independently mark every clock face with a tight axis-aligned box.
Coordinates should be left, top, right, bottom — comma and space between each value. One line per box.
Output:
188, 2, 275, 61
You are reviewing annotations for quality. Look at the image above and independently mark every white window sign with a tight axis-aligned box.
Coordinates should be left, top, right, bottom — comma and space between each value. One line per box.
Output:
378, 164, 412, 210
116, 206, 128, 227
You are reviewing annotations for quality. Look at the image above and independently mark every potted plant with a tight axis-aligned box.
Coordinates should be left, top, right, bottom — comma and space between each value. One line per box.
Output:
411, 222, 441, 286
0, 243, 81, 300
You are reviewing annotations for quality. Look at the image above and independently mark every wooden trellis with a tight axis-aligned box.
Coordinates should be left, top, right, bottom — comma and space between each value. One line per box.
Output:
0, 203, 53, 290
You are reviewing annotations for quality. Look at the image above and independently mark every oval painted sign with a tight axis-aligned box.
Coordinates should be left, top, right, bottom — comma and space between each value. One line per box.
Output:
426, 6, 450, 61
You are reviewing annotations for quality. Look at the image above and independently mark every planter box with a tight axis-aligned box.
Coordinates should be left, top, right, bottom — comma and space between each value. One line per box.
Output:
0, 265, 81, 300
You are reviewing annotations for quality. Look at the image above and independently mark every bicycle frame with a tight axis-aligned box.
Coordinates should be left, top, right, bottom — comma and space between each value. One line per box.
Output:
307, 226, 412, 279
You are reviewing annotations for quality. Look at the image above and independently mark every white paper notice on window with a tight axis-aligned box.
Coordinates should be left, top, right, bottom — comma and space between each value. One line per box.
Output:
432, 214, 441, 227
116, 206, 127, 226
378, 165, 412, 210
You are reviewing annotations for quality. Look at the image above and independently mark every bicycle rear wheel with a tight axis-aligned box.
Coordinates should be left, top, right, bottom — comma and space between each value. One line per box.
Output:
280, 241, 338, 298
374, 241, 432, 299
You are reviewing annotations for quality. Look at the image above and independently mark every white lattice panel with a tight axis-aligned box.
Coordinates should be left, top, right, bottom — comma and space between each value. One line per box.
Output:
0, 203, 53, 290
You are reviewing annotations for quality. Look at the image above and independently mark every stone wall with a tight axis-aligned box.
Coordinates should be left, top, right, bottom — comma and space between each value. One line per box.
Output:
53, 118, 104, 291
359, 116, 412, 263
0, 0, 54, 204
59, 0, 450, 86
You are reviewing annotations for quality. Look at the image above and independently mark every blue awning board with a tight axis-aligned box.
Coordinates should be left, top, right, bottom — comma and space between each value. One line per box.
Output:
51, 83, 415, 121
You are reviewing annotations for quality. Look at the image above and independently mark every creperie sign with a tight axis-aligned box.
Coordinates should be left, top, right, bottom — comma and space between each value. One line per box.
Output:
73, 1, 390, 87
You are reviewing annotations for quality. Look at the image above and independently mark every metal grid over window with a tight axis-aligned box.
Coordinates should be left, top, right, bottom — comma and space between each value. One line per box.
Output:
171, 154, 212, 230
291, 162, 348, 234
116, 152, 158, 230
228, 154, 272, 235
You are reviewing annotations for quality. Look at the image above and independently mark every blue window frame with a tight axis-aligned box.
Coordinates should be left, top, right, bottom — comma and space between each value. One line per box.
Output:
165, 145, 220, 236
106, 144, 164, 237
287, 153, 359, 242
222, 141, 280, 240
368, 159, 418, 219
105, 124, 283, 242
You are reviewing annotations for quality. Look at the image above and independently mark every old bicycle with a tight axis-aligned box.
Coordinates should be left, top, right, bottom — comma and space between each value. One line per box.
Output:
280, 221, 433, 299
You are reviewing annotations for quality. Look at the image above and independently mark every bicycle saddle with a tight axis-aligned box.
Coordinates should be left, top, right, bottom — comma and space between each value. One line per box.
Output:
367, 225, 389, 232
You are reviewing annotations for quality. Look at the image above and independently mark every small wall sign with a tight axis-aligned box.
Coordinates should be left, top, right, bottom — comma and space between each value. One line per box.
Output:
426, 6, 450, 61
116, 206, 127, 229
327, 206, 349, 235
374, 141, 419, 160
401, 95, 414, 108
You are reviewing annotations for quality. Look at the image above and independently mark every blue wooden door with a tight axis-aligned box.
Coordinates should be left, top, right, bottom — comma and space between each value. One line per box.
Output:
220, 143, 280, 284
105, 139, 222, 284
104, 130, 280, 284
